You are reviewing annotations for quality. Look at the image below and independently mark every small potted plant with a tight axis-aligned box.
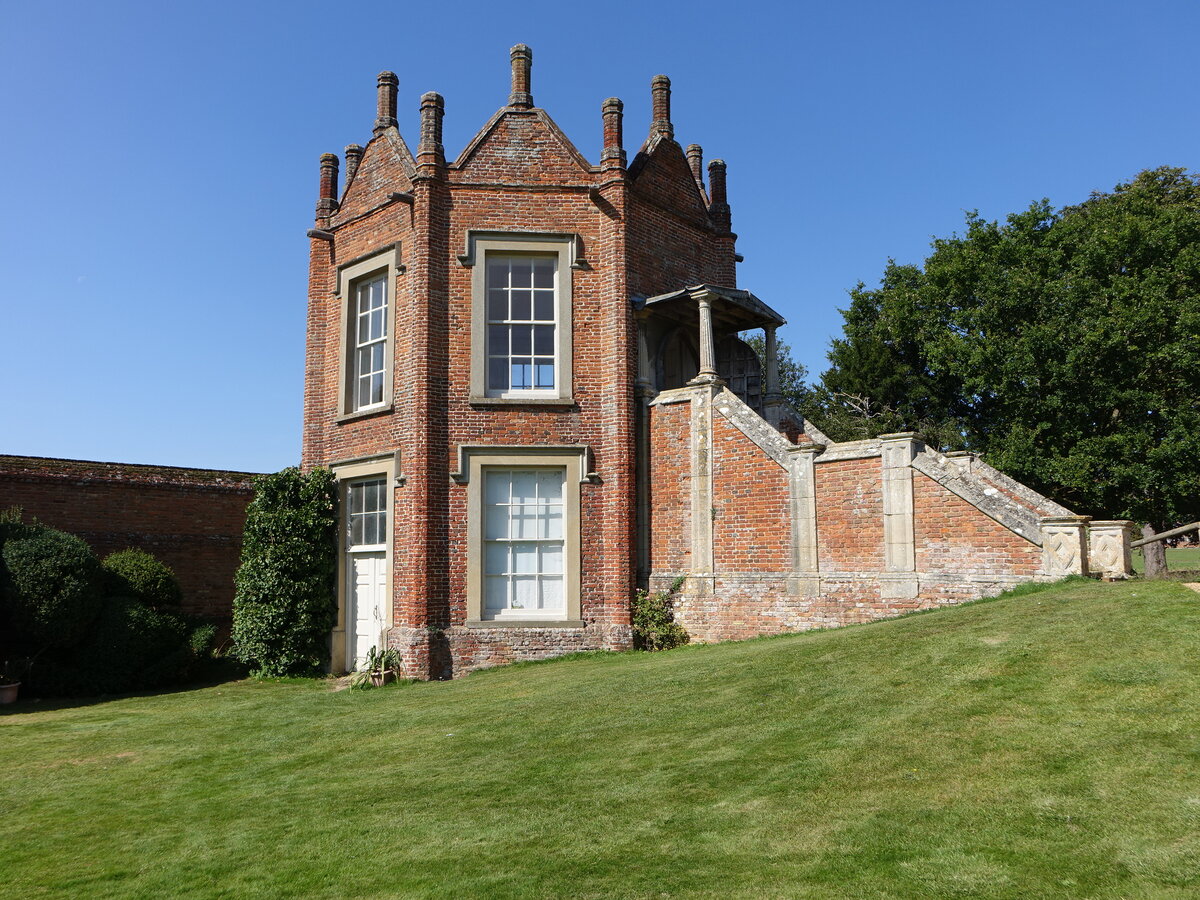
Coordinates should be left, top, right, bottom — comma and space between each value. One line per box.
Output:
0, 659, 27, 705
351, 645, 403, 690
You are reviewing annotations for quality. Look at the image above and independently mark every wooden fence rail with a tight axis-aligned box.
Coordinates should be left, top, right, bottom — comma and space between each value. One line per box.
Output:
1131, 521, 1200, 549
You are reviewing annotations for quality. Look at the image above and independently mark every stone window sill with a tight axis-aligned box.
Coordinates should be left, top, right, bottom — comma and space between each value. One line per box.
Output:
463, 619, 585, 630
336, 403, 394, 424
469, 396, 577, 408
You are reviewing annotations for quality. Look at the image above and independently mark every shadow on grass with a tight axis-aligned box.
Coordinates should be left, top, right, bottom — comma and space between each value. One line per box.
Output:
0, 657, 251, 715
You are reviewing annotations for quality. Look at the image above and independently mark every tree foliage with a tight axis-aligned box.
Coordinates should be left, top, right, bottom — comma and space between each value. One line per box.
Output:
232, 467, 338, 676
817, 166, 1200, 525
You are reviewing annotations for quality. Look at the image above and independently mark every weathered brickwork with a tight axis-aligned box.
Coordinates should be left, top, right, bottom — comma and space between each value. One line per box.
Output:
646, 387, 1118, 644
711, 416, 789, 572
647, 401, 691, 572
0, 455, 256, 621
815, 458, 885, 573
912, 472, 1041, 577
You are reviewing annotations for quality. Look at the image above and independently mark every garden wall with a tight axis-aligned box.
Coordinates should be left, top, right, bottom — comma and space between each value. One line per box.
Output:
0, 455, 257, 622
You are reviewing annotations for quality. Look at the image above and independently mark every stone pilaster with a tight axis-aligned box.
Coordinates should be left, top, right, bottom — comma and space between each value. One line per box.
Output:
787, 443, 820, 595
1040, 516, 1092, 577
688, 385, 718, 595
690, 294, 719, 383
1088, 520, 1134, 578
880, 433, 921, 599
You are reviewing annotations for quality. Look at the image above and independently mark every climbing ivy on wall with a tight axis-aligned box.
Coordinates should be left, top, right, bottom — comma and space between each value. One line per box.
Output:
232, 467, 338, 677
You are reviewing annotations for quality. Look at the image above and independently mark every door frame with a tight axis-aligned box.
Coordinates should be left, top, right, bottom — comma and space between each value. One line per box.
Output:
330, 452, 399, 673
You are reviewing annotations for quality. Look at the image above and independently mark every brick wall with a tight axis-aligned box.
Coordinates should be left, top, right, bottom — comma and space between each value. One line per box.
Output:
913, 472, 1041, 577
711, 415, 789, 572
649, 393, 1062, 644
0, 455, 256, 621
647, 401, 691, 573
815, 457, 885, 573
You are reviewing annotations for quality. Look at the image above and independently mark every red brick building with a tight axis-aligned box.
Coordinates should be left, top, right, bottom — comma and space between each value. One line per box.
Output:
302, 46, 1131, 678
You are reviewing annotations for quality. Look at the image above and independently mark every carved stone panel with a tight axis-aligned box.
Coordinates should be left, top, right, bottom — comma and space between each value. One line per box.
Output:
1040, 516, 1091, 577
1088, 521, 1134, 578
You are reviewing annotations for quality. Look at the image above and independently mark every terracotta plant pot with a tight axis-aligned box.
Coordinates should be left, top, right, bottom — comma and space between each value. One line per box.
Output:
369, 670, 395, 688
0, 682, 20, 705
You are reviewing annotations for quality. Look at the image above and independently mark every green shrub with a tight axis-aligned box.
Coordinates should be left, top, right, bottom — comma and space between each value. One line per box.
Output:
632, 577, 690, 651
1, 526, 104, 652
232, 467, 338, 677
102, 548, 183, 609
30, 595, 193, 696
189, 622, 218, 660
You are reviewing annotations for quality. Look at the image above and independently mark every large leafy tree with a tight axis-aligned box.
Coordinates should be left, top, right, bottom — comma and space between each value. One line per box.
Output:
816, 166, 1200, 528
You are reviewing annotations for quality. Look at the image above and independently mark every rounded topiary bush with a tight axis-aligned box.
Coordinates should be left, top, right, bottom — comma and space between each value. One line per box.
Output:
102, 548, 183, 609
1, 525, 104, 651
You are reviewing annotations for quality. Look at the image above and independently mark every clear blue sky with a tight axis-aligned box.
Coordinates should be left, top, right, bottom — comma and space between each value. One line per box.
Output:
2, 1, 1196, 473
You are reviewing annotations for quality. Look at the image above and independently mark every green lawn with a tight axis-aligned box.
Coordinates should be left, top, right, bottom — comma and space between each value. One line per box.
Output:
3, 578, 1199, 898
1132, 545, 1200, 576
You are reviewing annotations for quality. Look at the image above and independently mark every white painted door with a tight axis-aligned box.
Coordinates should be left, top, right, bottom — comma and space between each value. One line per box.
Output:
348, 551, 387, 671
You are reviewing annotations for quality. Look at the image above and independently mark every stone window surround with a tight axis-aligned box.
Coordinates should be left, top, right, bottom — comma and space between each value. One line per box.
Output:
330, 451, 400, 672
336, 244, 403, 421
459, 231, 579, 406
453, 445, 588, 628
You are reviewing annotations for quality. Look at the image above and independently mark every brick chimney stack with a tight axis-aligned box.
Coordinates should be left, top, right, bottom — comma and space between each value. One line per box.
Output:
707, 158, 730, 232
375, 71, 398, 133
344, 144, 364, 185
509, 44, 533, 108
686, 144, 704, 192
650, 74, 673, 140
601, 97, 625, 169
418, 91, 445, 166
316, 153, 339, 217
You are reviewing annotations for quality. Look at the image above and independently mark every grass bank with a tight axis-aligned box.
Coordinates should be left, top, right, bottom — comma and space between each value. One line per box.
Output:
3, 578, 1198, 898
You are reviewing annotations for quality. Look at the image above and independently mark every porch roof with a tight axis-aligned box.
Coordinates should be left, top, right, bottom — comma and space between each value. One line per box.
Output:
642, 284, 786, 331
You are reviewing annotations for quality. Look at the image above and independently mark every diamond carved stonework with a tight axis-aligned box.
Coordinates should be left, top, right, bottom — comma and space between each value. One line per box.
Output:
1088, 522, 1134, 578
1093, 535, 1121, 572
1045, 532, 1079, 573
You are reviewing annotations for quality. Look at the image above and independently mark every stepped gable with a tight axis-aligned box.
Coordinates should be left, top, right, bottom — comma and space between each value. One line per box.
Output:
331, 130, 415, 227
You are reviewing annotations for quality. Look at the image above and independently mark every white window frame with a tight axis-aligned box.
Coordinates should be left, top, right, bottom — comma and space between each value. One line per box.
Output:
330, 453, 397, 673
456, 446, 586, 627
484, 254, 559, 397
345, 475, 389, 552
463, 233, 575, 404
337, 245, 401, 419
351, 275, 388, 412
481, 468, 566, 621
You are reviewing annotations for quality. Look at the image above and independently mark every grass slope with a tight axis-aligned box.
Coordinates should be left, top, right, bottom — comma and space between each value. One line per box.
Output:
3, 578, 1199, 899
